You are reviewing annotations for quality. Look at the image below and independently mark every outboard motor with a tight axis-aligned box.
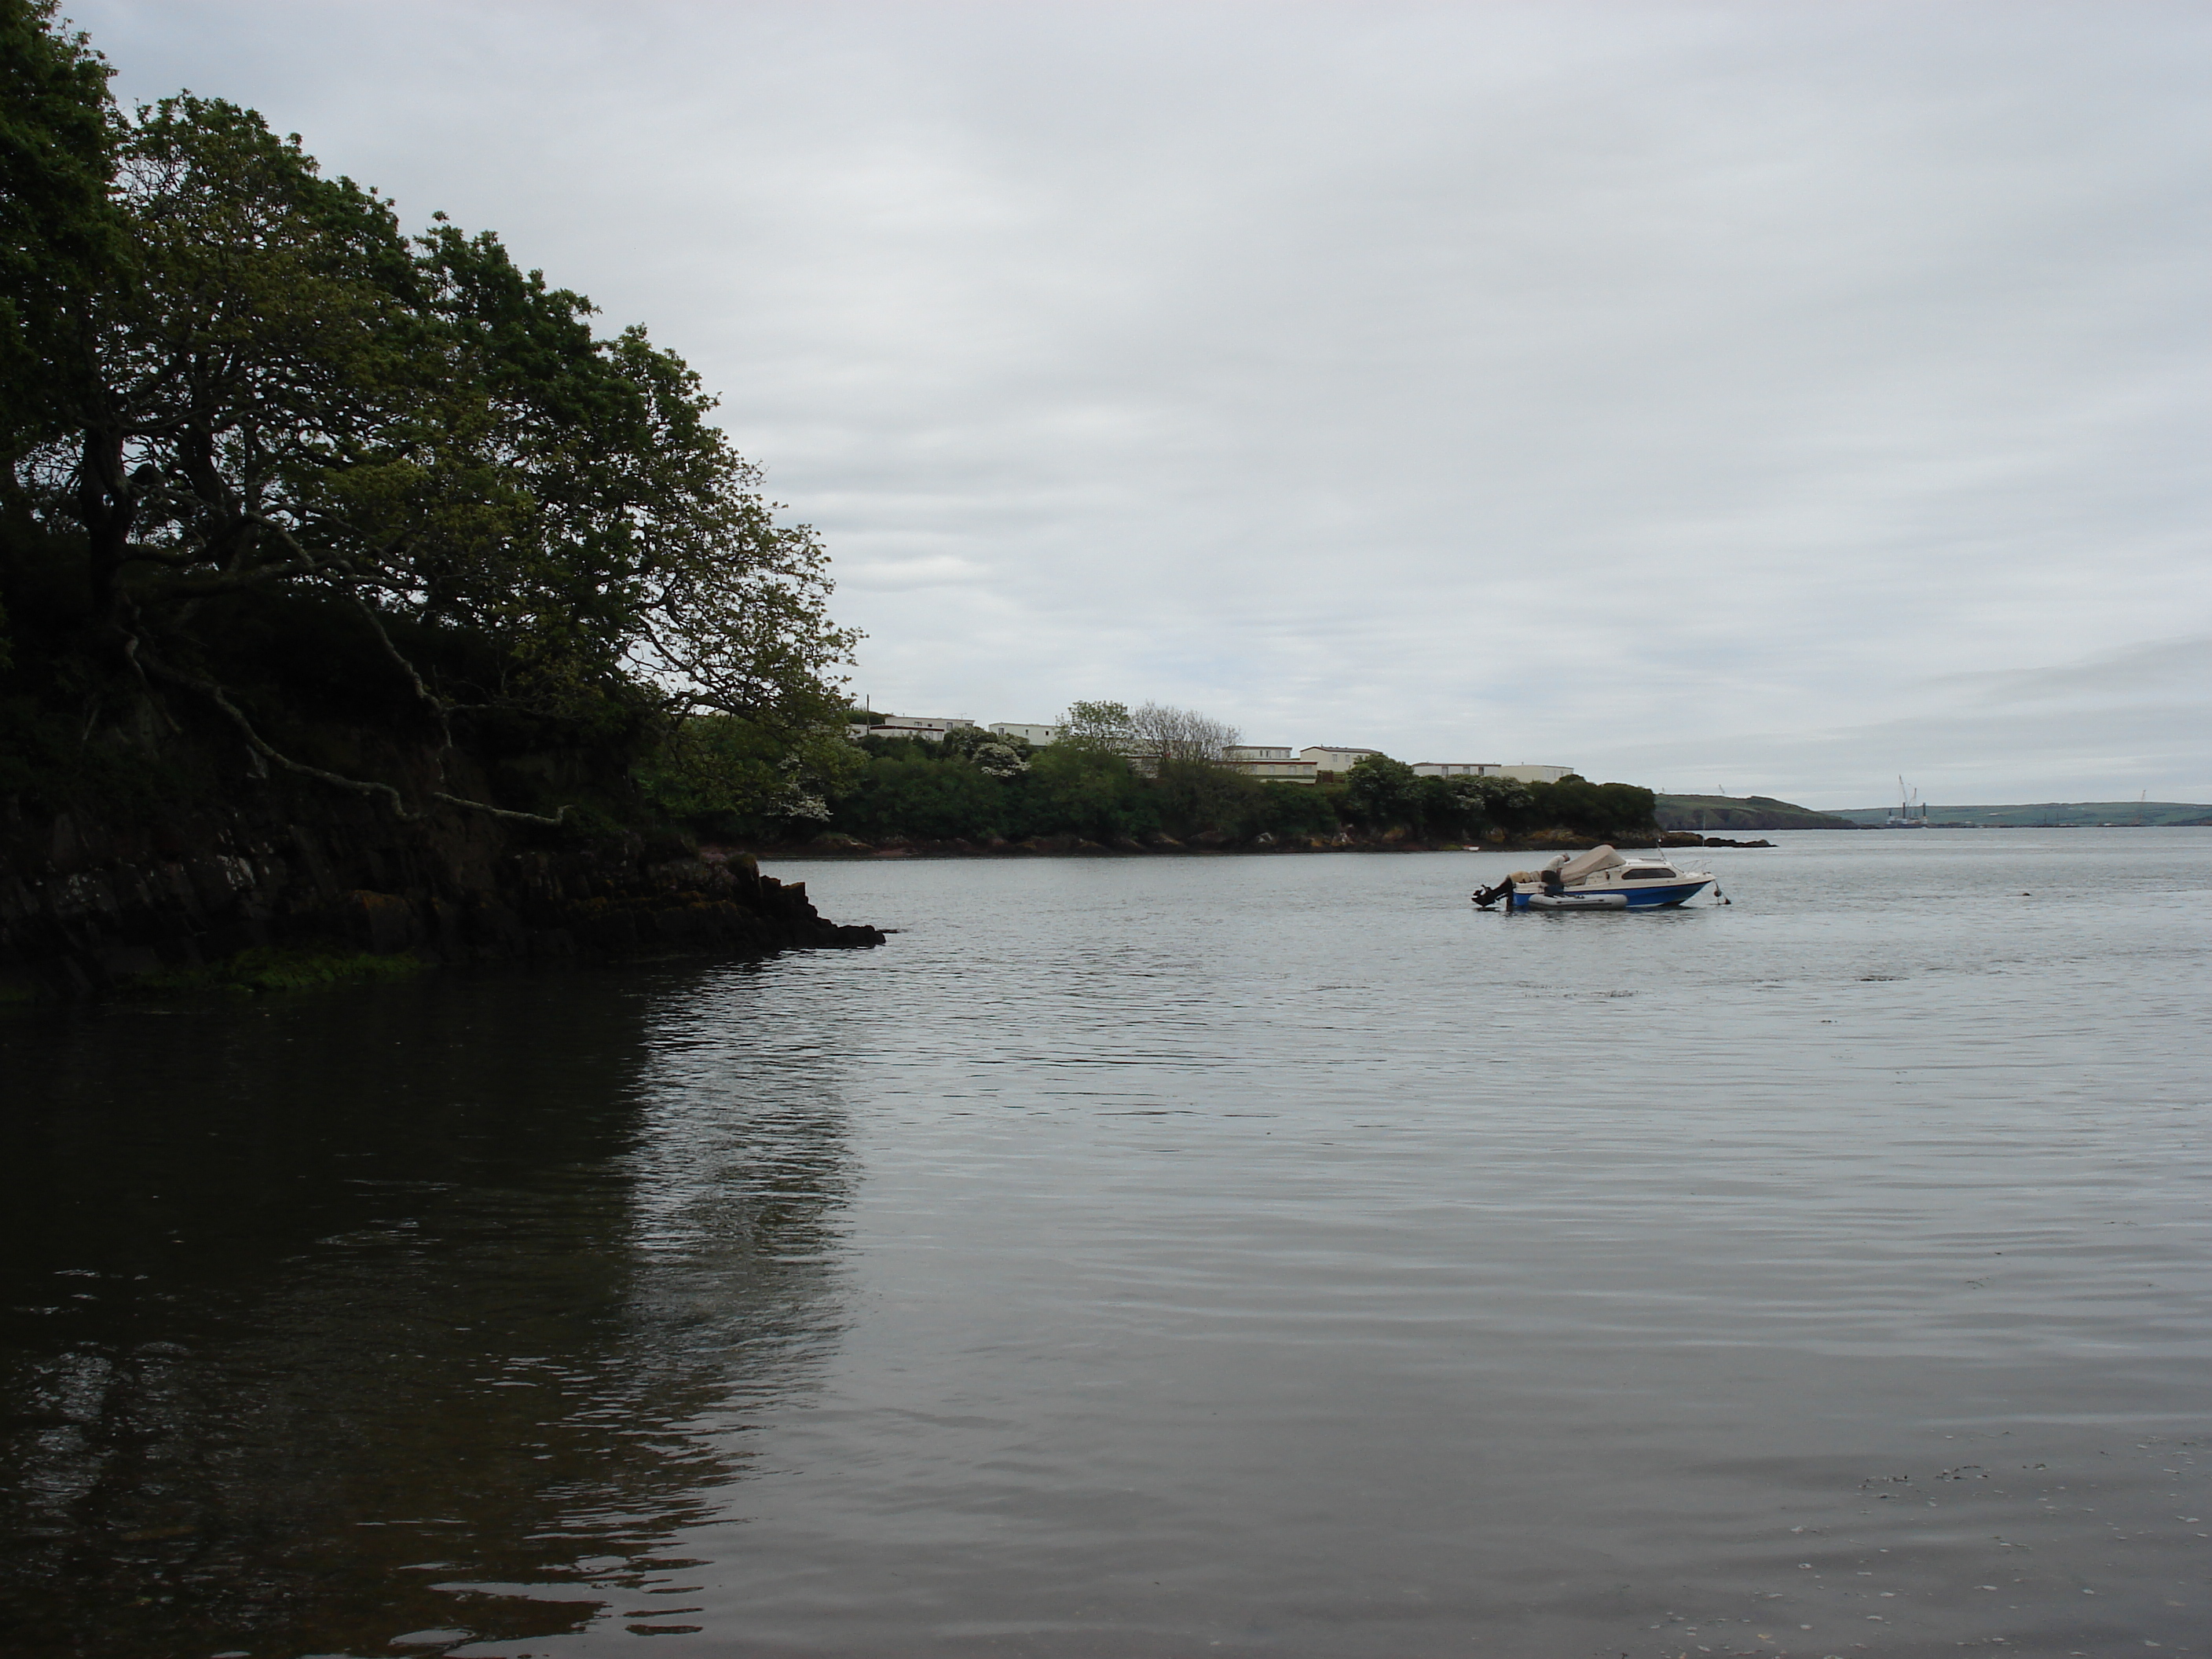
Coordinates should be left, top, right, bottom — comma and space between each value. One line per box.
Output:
1472, 879, 1515, 909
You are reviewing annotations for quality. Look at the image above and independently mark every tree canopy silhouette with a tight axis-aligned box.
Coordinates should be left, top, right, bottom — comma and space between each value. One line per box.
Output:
2, 0, 855, 821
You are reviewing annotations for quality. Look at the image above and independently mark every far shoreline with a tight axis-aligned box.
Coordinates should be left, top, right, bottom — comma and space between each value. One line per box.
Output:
740, 830, 1785, 862
745, 822, 2211, 862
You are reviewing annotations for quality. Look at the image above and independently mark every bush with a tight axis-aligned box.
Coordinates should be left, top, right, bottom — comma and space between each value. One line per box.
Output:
1342, 754, 1421, 828
1235, 778, 1342, 839
1005, 745, 1159, 841
837, 753, 1009, 840
1522, 778, 1655, 839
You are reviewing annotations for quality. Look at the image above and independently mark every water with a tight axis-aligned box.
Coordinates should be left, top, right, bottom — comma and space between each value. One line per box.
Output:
2, 829, 2207, 1658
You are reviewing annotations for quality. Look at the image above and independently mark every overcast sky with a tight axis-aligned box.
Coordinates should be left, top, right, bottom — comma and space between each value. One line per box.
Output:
77, 0, 2211, 806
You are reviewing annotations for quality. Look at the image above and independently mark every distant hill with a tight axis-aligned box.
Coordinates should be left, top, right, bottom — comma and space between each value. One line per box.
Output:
1654, 794, 1859, 831
1829, 801, 2212, 828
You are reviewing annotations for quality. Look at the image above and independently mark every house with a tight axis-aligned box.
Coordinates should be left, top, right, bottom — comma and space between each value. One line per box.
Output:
1411, 762, 1502, 778
989, 722, 1060, 746
847, 715, 976, 742
1221, 745, 1317, 785
1298, 745, 1382, 781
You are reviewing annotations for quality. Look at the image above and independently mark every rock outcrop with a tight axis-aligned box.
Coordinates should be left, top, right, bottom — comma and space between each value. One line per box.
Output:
0, 731, 881, 1002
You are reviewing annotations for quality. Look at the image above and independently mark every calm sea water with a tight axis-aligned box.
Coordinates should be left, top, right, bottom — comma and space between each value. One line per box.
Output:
3, 830, 2207, 1659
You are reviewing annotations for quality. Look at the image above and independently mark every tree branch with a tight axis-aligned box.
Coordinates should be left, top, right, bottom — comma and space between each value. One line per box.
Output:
139, 651, 424, 820
145, 650, 569, 826
346, 589, 454, 749
430, 793, 571, 827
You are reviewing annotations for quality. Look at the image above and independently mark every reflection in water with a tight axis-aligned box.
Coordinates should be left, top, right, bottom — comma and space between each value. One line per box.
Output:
0, 966, 854, 1657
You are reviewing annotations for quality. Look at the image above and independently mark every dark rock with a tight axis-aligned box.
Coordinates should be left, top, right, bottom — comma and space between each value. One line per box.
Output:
0, 753, 882, 1001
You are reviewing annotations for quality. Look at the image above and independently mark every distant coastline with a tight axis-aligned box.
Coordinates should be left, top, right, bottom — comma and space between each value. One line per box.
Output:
1657, 795, 2212, 832
1826, 801, 2212, 829
1654, 794, 1856, 831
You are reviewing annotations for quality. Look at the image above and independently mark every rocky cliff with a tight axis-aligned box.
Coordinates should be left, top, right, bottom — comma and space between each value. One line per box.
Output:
0, 709, 881, 1002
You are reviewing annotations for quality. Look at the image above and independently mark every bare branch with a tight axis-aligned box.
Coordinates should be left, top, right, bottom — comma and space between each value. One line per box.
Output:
429, 793, 572, 827
140, 652, 423, 820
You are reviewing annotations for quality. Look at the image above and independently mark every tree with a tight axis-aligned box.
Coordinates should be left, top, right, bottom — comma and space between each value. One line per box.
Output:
1012, 741, 1156, 841
1057, 699, 1136, 752
1525, 777, 1654, 839
839, 753, 1005, 841
1415, 775, 1471, 837
1117, 700, 1239, 832
1484, 776, 1533, 826
1342, 753, 1421, 827
939, 723, 1030, 775
3, 63, 856, 822
1124, 700, 1237, 767
968, 742, 1027, 778
1243, 777, 1339, 839
0, 0, 122, 463
639, 713, 862, 837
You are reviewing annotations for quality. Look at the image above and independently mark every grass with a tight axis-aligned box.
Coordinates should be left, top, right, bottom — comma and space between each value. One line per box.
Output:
128, 947, 430, 998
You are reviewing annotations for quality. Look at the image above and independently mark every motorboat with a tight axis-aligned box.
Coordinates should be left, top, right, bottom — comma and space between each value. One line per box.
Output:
1472, 844, 1718, 910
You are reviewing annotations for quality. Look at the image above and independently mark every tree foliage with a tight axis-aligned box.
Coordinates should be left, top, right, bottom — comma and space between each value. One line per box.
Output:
787, 712, 1657, 848
636, 713, 862, 837
1342, 754, 1422, 826
1020, 742, 1159, 840
1125, 700, 1236, 766
1057, 699, 1135, 752
837, 752, 1010, 841
1332, 756, 1653, 841
2, 6, 855, 822
1122, 700, 1241, 831
0, 0, 119, 460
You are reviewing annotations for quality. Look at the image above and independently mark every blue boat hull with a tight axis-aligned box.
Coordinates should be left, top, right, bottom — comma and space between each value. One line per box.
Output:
1512, 880, 1712, 910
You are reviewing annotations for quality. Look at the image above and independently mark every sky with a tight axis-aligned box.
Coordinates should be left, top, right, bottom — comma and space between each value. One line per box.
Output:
74, 0, 2212, 808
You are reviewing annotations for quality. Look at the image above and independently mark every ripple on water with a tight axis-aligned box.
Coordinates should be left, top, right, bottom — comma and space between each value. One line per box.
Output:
1, 830, 2206, 1657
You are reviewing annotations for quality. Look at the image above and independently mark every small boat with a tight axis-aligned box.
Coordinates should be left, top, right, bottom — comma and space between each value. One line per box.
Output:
1473, 844, 1718, 910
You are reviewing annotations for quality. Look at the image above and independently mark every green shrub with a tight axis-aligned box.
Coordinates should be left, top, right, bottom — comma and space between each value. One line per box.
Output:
838, 753, 1010, 840
1005, 745, 1159, 841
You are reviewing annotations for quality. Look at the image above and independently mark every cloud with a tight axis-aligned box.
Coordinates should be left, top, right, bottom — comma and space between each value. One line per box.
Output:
78, 0, 2212, 802
837, 554, 992, 593
1928, 636, 2211, 711
1623, 635, 2212, 807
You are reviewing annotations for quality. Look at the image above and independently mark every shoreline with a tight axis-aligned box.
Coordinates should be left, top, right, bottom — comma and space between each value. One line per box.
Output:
736, 830, 1777, 862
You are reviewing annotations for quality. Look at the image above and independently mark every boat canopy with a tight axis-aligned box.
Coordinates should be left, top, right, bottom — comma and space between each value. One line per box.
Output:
1558, 844, 1627, 882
